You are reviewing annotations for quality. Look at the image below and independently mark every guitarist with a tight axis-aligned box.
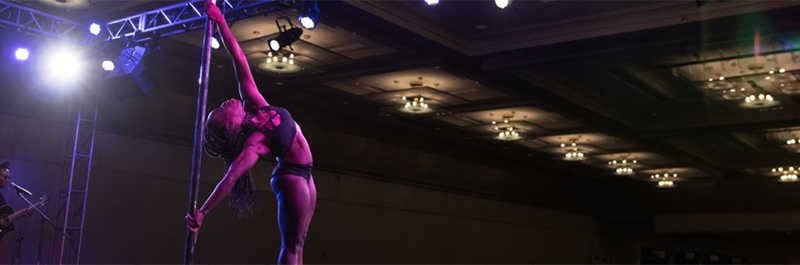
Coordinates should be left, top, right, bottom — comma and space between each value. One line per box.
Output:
0, 162, 32, 245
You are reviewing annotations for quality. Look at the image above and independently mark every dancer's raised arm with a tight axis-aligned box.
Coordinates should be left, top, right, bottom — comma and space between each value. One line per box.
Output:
205, 0, 268, 108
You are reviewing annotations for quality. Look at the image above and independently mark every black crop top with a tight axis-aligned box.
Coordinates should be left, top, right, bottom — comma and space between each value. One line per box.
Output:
247, 106, 297, 157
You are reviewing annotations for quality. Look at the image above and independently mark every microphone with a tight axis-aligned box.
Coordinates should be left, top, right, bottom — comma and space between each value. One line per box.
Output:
10, 182, 32, 196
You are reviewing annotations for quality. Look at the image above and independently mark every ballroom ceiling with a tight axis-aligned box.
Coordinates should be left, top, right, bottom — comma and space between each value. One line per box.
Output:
2, 0, 800, 217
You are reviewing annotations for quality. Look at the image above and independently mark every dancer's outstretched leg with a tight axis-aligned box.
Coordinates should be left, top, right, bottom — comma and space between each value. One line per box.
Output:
271, 175, 315, 265
298, 177, 316, 265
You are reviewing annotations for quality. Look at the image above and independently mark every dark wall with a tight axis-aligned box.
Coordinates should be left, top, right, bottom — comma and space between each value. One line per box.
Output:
0, 111, 609, 264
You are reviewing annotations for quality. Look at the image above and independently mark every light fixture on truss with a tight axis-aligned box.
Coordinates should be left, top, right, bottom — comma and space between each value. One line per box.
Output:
268, 17, 303, 52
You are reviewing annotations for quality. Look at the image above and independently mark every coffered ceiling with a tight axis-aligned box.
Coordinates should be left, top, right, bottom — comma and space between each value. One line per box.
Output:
3, 0, 800, 216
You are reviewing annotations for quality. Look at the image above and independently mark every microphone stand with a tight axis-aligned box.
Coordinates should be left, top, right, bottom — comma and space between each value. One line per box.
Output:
11, 231, 22, 264
17, 192, 73, 244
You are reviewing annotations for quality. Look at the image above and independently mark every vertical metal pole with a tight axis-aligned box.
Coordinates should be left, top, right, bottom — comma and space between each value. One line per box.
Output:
184, 7, 215, 265
59, 95, 83, 265
75, 77, 102, 264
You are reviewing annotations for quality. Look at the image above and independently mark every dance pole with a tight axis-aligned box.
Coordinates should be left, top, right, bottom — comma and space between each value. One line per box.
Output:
184, 1, 216, 264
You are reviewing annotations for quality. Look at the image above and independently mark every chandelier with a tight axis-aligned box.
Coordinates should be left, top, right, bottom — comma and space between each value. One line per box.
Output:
266, 51, 294, 65
650, 172, 677, 188
492, 114, 522, 141
399, 96, 433, 114
561, 141, 585, 161
772, 166, 799, 182
258, 51, 301, 73
609, 158, 637, 175
741, 93, 777, 108
494, 126, 520, 141
740, 72, 780, 108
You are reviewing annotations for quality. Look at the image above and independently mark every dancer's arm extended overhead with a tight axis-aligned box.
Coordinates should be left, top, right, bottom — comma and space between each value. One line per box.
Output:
206, 0, 268, 108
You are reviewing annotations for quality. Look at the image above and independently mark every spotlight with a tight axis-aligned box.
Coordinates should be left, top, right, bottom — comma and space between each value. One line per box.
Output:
89, 23, 101, 36
495, 0, 509, 9
298, 0, 319, 30
48, 53, 83, 83
102, 60, 114, 71
425, 0, 439, 5
268, 17, 303, 52
211, 37, 220, 49
38, 45, 85, 86
14, 48, 29, 61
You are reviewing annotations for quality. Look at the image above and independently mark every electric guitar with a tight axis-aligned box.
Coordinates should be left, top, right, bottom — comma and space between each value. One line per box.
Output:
0, 196, 49, 241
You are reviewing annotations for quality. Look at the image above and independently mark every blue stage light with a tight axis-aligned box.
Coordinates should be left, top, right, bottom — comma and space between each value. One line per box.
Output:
89, 23, 101, 36
14, 48, 29, 61
298, 1, 319, 30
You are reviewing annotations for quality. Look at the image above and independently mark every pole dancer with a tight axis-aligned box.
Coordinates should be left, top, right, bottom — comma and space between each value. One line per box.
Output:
186, 1, 317, 265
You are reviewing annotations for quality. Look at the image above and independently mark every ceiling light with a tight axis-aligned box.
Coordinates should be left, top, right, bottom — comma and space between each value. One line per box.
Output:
657, 180, 675, 188
399, 95, 433, 114
495, 0, 510, 9
425, 0, 439, 5
741, 93, 778, 108
298, 0, 319, 30
773, 166, 799, 182
651, 172, 678, 188
257, 51, 301, 73
562, 140, 585, 161
609, 158, 637, 175
780, 174, 798, 182
491, 113, 523, 140
787, 139, 797, 145
494, 126, 521, 141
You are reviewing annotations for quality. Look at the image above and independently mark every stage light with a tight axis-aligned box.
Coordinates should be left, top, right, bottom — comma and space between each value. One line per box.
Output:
425, 0, 439, 5
268, 27, 303, 52
495, 0, 509, 9
102, 60, 114, 71
89, 23, 101, 35
298, 1, 319, 30
15, 48, 29, 61
211, 37, 220, 49
40, 46, 85, 86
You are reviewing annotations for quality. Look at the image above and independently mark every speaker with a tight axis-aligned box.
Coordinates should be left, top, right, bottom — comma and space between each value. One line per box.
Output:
105, 45, 155, 98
